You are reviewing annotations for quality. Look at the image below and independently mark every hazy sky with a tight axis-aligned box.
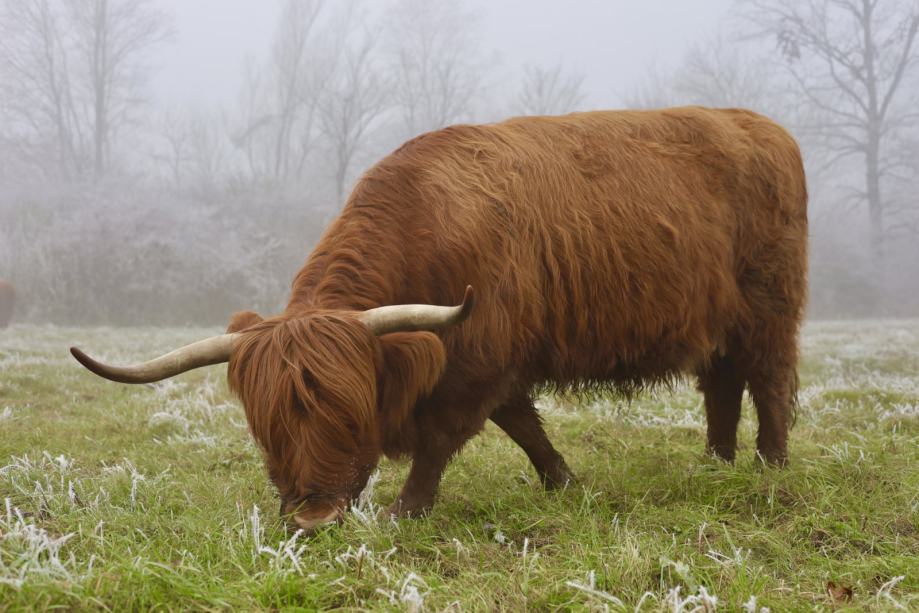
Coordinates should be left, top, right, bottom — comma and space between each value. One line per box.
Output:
152, 0, 734, 110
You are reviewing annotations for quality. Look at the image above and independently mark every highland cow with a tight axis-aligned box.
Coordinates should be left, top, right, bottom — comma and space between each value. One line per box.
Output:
72, 107, 808, 530
0, 280, 14, 328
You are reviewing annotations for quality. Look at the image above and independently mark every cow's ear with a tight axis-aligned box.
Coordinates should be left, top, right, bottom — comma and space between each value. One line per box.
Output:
377, 332, 447, 428
226, 310, 264, 333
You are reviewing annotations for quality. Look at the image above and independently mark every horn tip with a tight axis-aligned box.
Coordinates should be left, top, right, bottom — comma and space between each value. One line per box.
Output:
70, 346, 105, 377
71, 346, 137, 384
459, 285, 474, 320
70, 345, 88, 363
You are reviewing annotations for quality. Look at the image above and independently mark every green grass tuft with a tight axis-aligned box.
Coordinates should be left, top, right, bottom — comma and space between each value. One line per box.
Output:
1, 321, 918, 610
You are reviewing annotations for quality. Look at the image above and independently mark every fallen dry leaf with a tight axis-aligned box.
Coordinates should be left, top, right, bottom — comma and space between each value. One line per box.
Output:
827, 581, 854, 603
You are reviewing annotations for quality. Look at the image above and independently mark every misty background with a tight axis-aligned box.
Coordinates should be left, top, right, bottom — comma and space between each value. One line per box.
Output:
1, 0, 917, 325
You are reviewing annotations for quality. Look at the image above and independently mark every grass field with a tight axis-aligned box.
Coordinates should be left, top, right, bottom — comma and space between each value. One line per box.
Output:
1, 321, 918, 611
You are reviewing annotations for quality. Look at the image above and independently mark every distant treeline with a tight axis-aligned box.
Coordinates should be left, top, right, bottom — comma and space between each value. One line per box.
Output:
1, 0, 918, 323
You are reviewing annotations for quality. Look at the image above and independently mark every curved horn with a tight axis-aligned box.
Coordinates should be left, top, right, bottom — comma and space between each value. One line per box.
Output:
70, 333, 240, 384
359, 285, 474, 336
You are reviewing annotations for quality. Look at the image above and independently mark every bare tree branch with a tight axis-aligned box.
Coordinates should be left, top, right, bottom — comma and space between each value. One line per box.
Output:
741, 0, 919, 248
384, 0, 484, 139
515, 64, 586, 116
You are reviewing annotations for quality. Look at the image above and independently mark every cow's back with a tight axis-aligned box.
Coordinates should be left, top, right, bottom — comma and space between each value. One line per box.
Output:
306, 107, 806, 391
385, 107, 806, 387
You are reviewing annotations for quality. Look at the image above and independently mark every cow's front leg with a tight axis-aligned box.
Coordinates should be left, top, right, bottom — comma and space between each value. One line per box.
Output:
387, 405, 486, 518
387, 445, 454, 518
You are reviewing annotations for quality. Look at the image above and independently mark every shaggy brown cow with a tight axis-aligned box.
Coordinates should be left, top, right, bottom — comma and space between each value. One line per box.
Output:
72, 107, 808, 530
0, 280, 14, 328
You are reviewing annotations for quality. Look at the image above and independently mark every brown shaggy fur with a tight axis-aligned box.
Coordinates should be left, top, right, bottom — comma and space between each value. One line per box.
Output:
227, 107, 808, 519
0, 281, 14, 328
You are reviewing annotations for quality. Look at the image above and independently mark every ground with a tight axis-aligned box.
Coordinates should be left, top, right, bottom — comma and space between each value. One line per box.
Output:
0, 321, 917, 611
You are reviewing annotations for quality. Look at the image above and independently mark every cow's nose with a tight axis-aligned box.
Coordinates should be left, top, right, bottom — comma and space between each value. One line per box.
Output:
283, 507, 342, 534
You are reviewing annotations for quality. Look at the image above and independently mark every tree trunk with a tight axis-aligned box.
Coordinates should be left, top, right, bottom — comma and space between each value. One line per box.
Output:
865, 135, 883, 260
860, 0, 885, 271
92, 0, 108, 180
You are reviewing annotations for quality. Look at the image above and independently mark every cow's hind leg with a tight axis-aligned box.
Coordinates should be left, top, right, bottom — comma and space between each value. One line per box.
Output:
746, 359, 796, 466
490, 393, 574, 489
697, 354, 745, 462
741, 326, 799, 466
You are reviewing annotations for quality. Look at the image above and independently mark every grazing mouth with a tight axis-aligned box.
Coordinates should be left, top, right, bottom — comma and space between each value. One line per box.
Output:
289, 507, 342, 533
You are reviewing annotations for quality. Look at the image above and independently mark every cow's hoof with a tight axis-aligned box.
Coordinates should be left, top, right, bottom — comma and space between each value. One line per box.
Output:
541, 460, 576, 490
542, 468, 576, 490
385, 500, 431, 519
756, 450, 788, 467
705, 446, 737, 463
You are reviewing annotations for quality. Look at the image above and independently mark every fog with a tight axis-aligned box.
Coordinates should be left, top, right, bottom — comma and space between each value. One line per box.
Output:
151, 1, 734, 109
1, 0, 917, 325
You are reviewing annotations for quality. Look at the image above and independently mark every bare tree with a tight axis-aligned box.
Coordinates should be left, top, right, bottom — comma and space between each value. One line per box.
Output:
624, 62, 678, 109
744, 0, 919, 253
0, 0, 169, 180
150, 109, 190, 189
231, 1, 330, 189
384, 0, 484, 138
231, 56, 271, 184
318, 19, 389, 205
627, 37, 791, 113
267, 0, 325, 184
187, 112, 231, 199
675, 36, 782, 109
67, 0, 171, 179
152, 107, 232, 196
516, 64, 586, 116
0, 0, 87, 178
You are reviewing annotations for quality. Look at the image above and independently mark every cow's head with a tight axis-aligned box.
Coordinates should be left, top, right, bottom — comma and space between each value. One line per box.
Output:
71, 287, 473, 531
